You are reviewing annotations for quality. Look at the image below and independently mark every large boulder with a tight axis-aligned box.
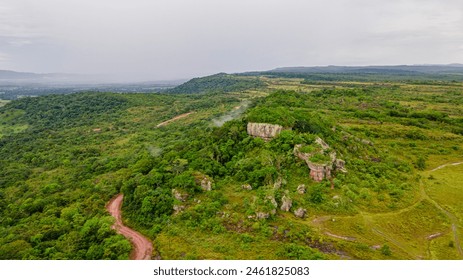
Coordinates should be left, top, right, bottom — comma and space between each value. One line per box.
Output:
242, 184, 253, 190
294, 208, 307, 218
297, 184, 306, 194
247, 122, 284, 141
200, 177, 212, 191
280, 195, 292, 212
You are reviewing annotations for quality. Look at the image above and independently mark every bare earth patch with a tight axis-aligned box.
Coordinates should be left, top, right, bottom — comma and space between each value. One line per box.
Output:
156, 112, 194, 128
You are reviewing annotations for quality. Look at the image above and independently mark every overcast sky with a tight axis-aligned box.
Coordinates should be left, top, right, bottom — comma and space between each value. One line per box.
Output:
0, 0, 462, 81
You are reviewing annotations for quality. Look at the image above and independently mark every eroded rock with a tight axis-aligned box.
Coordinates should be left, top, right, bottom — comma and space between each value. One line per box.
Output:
294, 207, 307, 218
280, 195, 292, 212
294, 137, 346, 182
200, 177, 212, 191
242, 184, 252, 190
297, 184, 306, 194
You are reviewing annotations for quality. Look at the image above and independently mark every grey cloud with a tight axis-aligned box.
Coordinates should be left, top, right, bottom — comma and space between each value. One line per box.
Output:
0, 0, 462, 80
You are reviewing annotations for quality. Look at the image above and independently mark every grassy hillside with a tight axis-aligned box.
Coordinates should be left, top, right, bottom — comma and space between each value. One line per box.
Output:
0, 74, 462, 260
168, 73, 266, 94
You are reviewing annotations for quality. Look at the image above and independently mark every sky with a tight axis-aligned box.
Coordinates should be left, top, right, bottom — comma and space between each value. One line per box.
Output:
0, 0, 462, 81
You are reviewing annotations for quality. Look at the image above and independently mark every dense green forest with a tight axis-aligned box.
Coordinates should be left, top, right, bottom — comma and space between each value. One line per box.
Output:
1, 73, 462, 259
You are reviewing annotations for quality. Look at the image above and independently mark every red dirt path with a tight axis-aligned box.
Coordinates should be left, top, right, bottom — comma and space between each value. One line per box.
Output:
107, 194, 153, 260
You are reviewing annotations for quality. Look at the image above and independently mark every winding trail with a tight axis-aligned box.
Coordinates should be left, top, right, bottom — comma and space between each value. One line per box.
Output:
430, 161, 463, 172
424, 163, 463, 258
107, 194, 153, 260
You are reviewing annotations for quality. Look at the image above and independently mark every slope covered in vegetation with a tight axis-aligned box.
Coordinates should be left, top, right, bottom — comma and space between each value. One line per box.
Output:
168, 73, 266, 94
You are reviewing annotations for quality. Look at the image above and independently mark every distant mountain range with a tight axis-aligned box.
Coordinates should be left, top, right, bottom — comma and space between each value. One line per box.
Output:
269, 64, 463, 75
0, 70, 95, 84
0, 70, 186, 85
2, 64, 463, 85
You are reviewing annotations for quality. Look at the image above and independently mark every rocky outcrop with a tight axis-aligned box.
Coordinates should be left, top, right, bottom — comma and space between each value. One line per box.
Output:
242, 184, 252, 190
200, 177, 212, 191
280, 195, 292, 212
193, 173, 213, 191
294, 137, 346, 182
247, 122, 284, 141
294, 208, 307, 218
297, 184, 306, 194
307, 162, 332, 182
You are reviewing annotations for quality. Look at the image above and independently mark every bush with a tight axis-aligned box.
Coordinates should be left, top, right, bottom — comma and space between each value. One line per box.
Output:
277, 243, 324, 260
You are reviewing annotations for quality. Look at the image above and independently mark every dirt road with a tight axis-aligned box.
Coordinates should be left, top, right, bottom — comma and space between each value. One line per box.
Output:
107, 194, 153, 260
156, 112, 194, 128
430, 161, 463, 172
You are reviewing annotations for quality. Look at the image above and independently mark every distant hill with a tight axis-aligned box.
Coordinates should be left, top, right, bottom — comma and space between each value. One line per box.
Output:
0, 70, 90, 84
167, 73, 265, 94
0, 70, 44, 80
270, 64, 463, 74
235, 64, 463, 82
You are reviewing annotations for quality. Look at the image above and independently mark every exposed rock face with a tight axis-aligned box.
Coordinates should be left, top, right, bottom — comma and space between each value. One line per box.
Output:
307, 162, 332, 182
294, 208, 307, 218
294, 137, 346, 182
247, 122, 284, 141
172, 189, 188, 202
242, 184, 252, 190
200, 177, 212, 191
280, 195, 292, 212
297, 184, 306, 194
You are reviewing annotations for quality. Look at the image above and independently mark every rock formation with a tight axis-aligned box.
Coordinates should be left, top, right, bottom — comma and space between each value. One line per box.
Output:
200, 177, 212, 191
247, 122, 284, 141
242, 184, 252, 190
192, 173, 213, 192
297, 184, 306, 194
294, 137, 346, 182
280, 195, 292, 212
294, 208, 307, 218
